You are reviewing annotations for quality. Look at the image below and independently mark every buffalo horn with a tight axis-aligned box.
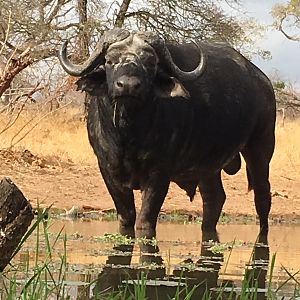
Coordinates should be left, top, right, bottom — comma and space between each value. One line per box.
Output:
153, 38, 206, 82
58, 28, 130, 77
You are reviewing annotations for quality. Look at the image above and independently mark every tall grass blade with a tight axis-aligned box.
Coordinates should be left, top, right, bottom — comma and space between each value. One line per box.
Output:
8, 206, 51, 263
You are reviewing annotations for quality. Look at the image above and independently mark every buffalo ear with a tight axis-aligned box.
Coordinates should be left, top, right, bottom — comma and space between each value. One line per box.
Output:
154, 75, 190, 99
76, 68, 106, 96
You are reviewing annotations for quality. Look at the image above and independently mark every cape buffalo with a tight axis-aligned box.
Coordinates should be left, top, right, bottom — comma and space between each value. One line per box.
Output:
58, 29, 276, 238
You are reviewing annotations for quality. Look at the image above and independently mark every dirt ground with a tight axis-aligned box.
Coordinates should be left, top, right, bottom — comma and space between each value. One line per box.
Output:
1, 148, 299, 222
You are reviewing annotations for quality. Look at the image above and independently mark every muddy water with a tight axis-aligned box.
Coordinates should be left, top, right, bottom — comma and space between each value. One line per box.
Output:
45, 221, 300, 267
15, 221, 300, 299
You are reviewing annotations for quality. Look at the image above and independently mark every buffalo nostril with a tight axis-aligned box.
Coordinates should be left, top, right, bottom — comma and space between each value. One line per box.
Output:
116, 81, 124, 89
134, 81, 141, 90
114, 77, 141, 95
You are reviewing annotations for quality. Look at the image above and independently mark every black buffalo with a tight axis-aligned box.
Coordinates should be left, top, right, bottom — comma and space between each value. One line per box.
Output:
58, 29, 276, 237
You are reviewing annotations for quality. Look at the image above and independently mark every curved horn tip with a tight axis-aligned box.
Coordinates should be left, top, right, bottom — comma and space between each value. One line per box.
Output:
58, 40, 68, 58
61, 40, 69, 53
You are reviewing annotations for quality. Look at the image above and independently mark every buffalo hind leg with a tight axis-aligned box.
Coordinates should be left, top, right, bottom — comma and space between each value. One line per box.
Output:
242, 150, 273, 238
100, 166, 136, 236
198, 172, 226, 234
242, 123, 275, 238
136, 174, 170, 238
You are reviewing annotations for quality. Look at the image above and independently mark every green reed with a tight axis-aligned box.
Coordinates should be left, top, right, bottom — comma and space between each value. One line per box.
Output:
0, 207, 70, 299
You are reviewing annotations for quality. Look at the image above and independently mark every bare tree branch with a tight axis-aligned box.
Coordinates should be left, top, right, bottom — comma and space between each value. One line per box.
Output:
46, 0, 72, 24
278, 15, 300, 41
114, 0, 132, 28
272, 1, 300, 42
9, 100, 73, 148
0, 85, 43, 137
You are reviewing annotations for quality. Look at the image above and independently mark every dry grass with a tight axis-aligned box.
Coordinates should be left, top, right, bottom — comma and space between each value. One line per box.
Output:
0, 108, 299, 180
0, 107, 95, 164
272, 118, 300, 179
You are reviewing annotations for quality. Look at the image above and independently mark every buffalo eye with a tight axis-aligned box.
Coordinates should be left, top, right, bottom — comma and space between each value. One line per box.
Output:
105, 59, 113, 67
140, 53, 156, 72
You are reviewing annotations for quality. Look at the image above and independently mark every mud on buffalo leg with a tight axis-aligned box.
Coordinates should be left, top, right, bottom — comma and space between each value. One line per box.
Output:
198, 172, 226, 233
136, 174, 170, 237
99, 166, 136, 235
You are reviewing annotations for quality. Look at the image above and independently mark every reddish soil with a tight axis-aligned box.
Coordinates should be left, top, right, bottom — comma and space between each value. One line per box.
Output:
1, 149, 299, 222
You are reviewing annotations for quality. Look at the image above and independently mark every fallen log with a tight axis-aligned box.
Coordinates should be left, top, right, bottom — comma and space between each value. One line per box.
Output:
0, 177, 34, 272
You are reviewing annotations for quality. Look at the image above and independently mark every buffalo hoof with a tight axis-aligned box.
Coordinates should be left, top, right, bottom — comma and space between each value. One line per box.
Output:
202, 230, 219, 243
258, 232, 268, 245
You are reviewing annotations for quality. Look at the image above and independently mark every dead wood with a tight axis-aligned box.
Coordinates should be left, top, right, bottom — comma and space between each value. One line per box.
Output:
0, 177, 34, 272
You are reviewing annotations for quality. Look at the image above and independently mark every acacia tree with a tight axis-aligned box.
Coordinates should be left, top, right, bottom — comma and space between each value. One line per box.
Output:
271, 1, 300, 115
0, 0, 264, 98
113, 0, 243, 43
272, 0, 300, 41
0, 0, 104, 97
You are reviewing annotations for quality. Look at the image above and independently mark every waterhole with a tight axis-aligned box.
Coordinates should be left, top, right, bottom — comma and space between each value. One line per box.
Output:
6, 220, 300, 299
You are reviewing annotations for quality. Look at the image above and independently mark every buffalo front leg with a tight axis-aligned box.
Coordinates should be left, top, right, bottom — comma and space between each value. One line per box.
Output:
198, 172, 226, 234
136, 174, 170, 237
100, 167, 136, 236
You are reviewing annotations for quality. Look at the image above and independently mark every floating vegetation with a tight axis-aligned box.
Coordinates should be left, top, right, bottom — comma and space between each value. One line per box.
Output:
94, 233, 158, 247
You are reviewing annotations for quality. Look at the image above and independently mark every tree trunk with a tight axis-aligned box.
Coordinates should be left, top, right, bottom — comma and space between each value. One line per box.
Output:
0, 54, 34, 97
77, 0, 91, 117
114, 0, 131, 28
77, 0, 89, 59
0, 177, 34, 272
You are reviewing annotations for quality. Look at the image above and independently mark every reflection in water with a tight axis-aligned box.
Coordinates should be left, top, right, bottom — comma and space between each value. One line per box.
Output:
243, 243, 269, 300
92, 231, 166, 298
92, 231, 270, 299
172, 231, 223, 299
12, 222, 299, 299
214, 243, 270, 300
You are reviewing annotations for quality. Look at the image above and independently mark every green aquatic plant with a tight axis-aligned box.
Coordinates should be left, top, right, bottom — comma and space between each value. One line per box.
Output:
101, 210, 118, 222
219, 212, 231, 225
94, 233, 158, 247
136, 236, 158, 247
208, 239, 243, 254
159, 211, 202, 224
94, 233, 135, 245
